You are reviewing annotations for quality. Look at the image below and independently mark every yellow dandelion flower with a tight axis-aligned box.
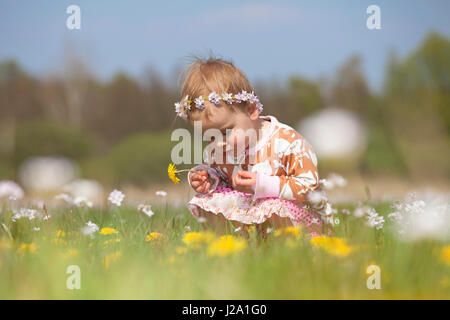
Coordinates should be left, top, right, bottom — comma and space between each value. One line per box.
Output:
100, 227, 119, 235
103, 251, 122, 269
168, 163, 180, 184
207, 235, 247, 257
182, 231, 214, 248
310, 236, 355, 257
274, 226, 302, 240
440, 245, 450, 265
146, 232, 164, 242
17, 243, 37, 254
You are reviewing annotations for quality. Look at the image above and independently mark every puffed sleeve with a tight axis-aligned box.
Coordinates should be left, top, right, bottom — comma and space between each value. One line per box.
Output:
253, 135, 320, 202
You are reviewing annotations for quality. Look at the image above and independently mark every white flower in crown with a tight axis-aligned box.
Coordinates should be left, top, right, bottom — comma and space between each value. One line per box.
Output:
174, 90, 263, 117
174, 102, 185, 119
234, 90, 248, 103
194, 96, 206, 110
208, 92, 221, 105
247, 91, 258, 104
222, 93, 233, 104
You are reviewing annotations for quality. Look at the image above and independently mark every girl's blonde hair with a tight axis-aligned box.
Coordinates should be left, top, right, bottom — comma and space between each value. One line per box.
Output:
179, 56, 254, 120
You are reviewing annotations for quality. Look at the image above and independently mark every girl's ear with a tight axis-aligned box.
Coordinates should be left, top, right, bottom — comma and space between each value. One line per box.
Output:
246, 103, 259, 120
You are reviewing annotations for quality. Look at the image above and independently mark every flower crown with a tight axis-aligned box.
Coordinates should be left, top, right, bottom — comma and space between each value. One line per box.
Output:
174, 90, 263, 119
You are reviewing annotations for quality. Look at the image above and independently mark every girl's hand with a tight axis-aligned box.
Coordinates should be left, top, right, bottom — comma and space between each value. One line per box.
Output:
232, 170, 256, 194
189, 170, 211, 193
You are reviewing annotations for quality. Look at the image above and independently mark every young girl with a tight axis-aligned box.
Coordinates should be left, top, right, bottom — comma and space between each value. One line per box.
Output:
174, 57, 331, 238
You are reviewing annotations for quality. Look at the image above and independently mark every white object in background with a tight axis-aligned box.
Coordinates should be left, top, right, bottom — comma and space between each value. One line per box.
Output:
0, 180, 24, 200
63, 179, 104, 206
18, 156, 79, 192
298, 108, 366, 159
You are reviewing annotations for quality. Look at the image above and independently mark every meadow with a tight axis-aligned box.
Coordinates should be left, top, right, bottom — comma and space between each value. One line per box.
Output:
0, 190, 449, 300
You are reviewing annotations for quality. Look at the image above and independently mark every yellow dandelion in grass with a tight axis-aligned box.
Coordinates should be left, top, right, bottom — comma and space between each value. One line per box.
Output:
103, 251, 122, 269
146, 232, 164, 242
440, 245, 450, 266
182, 231, 215, 248
17, 243, 37, 254
310, 236, 355, 257
274, 226, 302, 240
207, 235, 247, 257
100, 227, 119, 235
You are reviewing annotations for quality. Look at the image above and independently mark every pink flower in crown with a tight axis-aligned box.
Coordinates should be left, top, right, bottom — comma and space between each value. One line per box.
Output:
194, 96, 205, 110
222, 93, 233, 104
208, 92, 221, 105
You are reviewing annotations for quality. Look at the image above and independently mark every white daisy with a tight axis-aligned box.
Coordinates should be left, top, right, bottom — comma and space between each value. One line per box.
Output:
108, 189, 125, 206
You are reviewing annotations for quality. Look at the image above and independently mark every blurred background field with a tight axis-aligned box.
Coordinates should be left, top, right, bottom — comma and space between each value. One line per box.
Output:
0, 2, 449, 198
0, 31, 449, 199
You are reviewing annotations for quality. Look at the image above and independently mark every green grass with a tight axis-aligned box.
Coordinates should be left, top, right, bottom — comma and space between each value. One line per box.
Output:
0, 201, 448, 299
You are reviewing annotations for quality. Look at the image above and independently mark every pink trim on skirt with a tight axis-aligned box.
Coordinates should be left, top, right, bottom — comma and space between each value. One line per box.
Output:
188, 186, 328, 237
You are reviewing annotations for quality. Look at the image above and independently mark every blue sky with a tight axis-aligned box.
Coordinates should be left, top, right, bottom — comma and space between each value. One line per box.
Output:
0, 0, 449, 91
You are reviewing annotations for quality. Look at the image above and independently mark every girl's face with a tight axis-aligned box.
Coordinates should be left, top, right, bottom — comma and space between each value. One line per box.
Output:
191, 103, 260, 160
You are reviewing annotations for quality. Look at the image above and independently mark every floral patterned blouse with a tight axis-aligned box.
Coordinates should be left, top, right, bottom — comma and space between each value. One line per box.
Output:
194, 115, 328, 216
